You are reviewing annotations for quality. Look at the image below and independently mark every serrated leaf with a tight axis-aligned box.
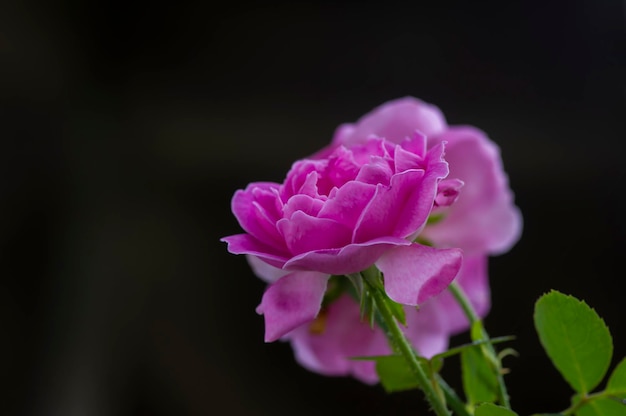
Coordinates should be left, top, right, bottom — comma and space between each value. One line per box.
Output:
606, 357, 626, 399
475, 403, 518, 416
534, 290, 613, 393
374, 355, 420, 392
576, 398, 626, 416
462, 345, 499, 405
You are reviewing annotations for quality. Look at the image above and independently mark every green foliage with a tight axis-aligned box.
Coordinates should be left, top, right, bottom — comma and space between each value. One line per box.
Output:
374, 355, 421, 392
434, 336, 515, 361
576, 398, 626, 416
606, 358, 626, 400
356, 336, 514, 395
461, 344, 499, 405
534, 291, 613, 394
352, 355, 438, 393
385, 294, 407, 326
475, 403, 518, 416
355, 288, 625, 416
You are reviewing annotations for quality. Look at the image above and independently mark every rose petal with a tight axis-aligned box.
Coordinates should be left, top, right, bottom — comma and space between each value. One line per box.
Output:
435, 178, 464, 207
393, 143, 425, 173
282, 194, 324, 218
317, 180, 376, 229
423, 255, 490, 334
404, 303, 451, 358
221, 234, 289, 269
256, 271, 329, 342
277, 211, 353, 256
425, 127, 522, 254
376, 244, 462, 305
281, 160, 324, 200
231, 185, 286, 250
288, 294, 389, 384
355, 156, 393, 185
333, 97, 448, 148
246, 255, 289, 283
284, 236, 411, 275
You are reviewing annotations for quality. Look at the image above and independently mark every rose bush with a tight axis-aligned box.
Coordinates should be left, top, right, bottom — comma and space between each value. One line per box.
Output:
283, 97, 522, 382
222, 133, 464, 342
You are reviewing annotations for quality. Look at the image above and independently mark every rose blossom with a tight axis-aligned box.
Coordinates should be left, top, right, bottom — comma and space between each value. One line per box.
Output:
283, 97, 522, 383
222, 134, 463, 342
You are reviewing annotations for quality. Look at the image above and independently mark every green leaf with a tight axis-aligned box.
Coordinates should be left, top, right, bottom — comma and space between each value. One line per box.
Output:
534, 290, 613, 393
357, 354, 442, 393
576, 398, 626, 416
425, 356, 444, 374
385, 293, 407, 326
471, 320, 485, 341
461, 345, 499, 405
358, 289, 377, 328
606, 357, 626, 399
374, 355, 420, 392
475, 403, 518, 416
433, 336, 515, 360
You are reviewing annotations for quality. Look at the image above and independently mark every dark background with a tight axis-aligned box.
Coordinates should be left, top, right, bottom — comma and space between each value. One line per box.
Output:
1, 1, 625, 415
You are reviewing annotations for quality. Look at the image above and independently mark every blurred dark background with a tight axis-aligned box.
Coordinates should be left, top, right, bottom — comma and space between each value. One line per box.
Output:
1, 1, 625, 415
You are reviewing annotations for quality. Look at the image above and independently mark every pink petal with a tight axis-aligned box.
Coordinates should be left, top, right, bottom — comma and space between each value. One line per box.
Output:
319, 147, 361, 192
246, 255, 289, 283
256, 271, 329, 342
354, 143, 449, 242
282, 194, 324, 218
355, 156, 393, 185
393, 143, 425, 173
425, 126, 522, 254
287, 294, 390, 384
399, 131, 428, 158
231, 185, 286, 250
422, 255, 490, 334
221, 234, 289, 269
332, 97, 448, 148
354, 170, 426, 242
376, 244, 462, 305
404, 303, 451, 358
284, 236, 411, 275
277, 211, 353, 256
281, 160, 324, 200
435, 178, 464, 207
317, 180, 376, 229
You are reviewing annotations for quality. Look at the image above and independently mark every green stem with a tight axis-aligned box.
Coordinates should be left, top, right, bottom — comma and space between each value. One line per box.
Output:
449, 282, 511, 409
364, 271, 451, 416
436, 374, 472, 416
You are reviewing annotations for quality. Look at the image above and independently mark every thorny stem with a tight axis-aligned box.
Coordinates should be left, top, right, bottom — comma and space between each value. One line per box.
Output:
436, 375, 472, 416
362, 267, 451, 416
448, 282, 511, 409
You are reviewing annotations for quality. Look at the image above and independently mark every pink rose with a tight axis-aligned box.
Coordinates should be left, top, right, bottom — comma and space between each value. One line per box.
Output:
327, 97, 522, 255
222, 134, 463, 342
285, 97, 521, 382
286, 255, 489, 383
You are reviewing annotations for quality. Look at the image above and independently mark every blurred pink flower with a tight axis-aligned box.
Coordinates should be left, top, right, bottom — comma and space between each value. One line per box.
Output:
287, 256, 488, 383
285, 97, 522, 383
222, 134, 463, 342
